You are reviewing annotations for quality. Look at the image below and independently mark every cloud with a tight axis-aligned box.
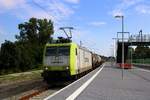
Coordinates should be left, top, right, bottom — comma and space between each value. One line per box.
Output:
0, 0, 75, 23
122, 0, 143, 8
47, 0, 74, 20
109, 0, 143, 16
11, 2, 54, 21
111, 9, 124, 17
64, 0, 80, 4
0, 0, 25, 10
135, 5, 150, 14
89, 21, 106, 27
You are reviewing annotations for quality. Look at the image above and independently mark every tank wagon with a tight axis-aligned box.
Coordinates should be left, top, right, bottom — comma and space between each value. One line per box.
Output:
42, 42, 102, 83
92, 54, 102, 69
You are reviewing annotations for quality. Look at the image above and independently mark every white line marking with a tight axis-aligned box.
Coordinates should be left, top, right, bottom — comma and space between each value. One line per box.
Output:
66, 64, 105, 100
133, 67, 150, 73
44, 64, 105, 100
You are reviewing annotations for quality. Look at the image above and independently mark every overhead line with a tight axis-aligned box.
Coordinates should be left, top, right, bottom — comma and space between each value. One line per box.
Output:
29, 0, 54, 18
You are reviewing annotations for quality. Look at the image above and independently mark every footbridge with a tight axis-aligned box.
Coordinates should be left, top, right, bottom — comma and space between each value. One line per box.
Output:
116, 33, 150, 64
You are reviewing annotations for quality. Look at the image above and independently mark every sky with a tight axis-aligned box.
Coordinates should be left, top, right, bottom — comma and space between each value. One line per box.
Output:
0, 0, 150, 56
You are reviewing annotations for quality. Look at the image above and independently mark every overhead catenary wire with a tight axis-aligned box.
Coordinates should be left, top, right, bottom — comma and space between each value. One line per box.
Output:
29, 0, 55, 19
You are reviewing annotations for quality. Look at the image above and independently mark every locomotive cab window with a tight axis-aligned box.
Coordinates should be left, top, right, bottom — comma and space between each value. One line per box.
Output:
45, 46, 70, 56
45, 47, 57, 56
58, 46, 70, 56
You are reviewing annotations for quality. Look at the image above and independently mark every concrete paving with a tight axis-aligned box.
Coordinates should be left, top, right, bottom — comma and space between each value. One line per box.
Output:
46, 62, 150, 100
76, 63, 150, 100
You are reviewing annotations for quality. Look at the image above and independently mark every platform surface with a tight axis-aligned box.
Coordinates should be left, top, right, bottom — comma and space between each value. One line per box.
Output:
45, 62, 150, 100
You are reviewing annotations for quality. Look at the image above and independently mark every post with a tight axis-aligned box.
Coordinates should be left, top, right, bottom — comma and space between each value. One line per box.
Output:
122, 16, 124, 80
115, 15, 124, 80
80, 41, 82, 47
131, 41, 132, 68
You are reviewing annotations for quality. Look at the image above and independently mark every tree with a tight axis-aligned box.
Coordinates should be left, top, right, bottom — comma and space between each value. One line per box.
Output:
0, 18, 54, 74
133, 45, 150, 59
0, 41, 20, 74
16, 18, 53, 45
38, 19, 53, 45
16, 17, 54, 65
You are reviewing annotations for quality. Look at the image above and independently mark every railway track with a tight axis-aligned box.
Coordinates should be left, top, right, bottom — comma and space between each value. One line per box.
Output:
29, 81, 74, 100
0, 78, 74, 100
0, 79, 45, 99
0, 79, 47, 99
1, 66, 102, 99
19, 85, 49, 100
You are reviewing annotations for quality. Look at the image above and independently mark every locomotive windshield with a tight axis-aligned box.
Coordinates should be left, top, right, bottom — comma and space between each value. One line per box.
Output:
45, 47, 57, 56
58, 46, 70, 56
45, 46, 70, 56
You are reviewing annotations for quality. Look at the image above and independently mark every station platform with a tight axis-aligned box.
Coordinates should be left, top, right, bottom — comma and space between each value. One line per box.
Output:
45, 62, 150, 100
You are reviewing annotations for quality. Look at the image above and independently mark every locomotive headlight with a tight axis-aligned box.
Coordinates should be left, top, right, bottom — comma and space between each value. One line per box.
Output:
45, 67, 48, 70
66, 66, 69, 70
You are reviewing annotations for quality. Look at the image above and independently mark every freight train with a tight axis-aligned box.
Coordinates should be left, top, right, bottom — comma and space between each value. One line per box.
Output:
42, 42, 103, 84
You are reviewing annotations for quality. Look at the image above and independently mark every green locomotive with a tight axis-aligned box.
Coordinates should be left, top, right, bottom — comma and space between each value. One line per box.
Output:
42, 42, 102, 84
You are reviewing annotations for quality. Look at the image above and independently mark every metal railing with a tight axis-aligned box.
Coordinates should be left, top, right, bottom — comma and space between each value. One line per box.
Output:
128, 34, 150, 42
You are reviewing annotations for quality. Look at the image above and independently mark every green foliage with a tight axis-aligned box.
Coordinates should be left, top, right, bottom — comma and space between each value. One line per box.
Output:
16, 18, 53, 45
133, 46, 150, 59
126, 46, 150, 64
0, 18, 54, 75
0, 41, 19, 73
132, 58, 150, 64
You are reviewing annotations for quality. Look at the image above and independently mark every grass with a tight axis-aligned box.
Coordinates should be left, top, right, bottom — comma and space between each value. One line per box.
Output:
132, 58, 150, 64
0, 70, 43, 85
127, 58, 150, 64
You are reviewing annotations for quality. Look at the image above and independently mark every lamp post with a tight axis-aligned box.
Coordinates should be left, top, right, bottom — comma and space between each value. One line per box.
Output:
115, 15, 124, 80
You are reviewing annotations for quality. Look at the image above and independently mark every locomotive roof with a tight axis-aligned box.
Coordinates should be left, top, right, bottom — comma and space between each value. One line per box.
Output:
46, 42, 91, 52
